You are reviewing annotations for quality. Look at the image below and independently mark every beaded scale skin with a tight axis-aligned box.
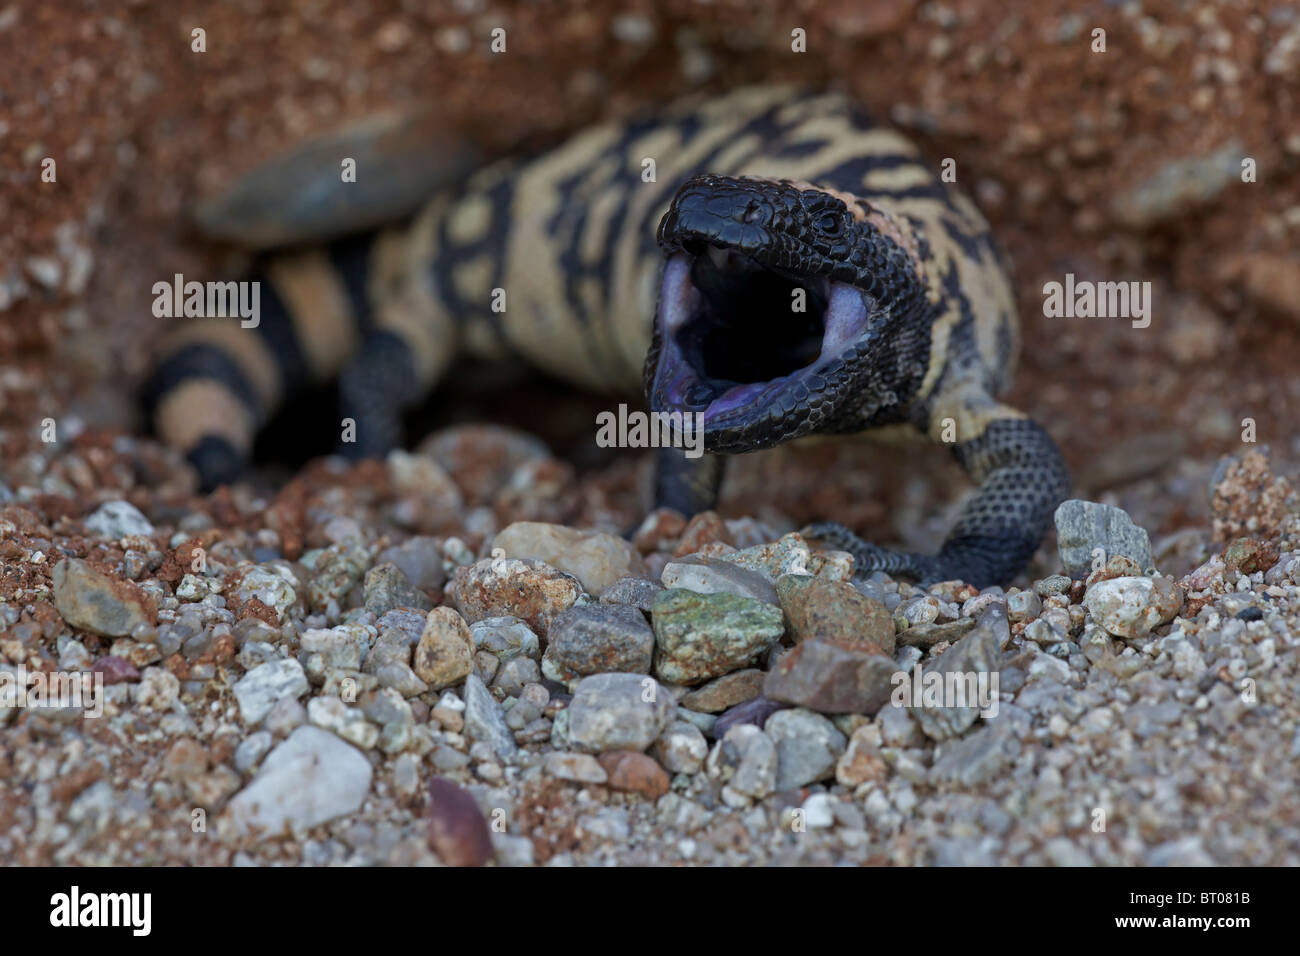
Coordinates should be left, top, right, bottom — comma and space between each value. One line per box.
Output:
144, 86, 1069, 587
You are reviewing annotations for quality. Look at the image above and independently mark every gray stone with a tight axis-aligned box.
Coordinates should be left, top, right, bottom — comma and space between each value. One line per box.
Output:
469, 616, 540, 661
547, 604, 654, 676
567, 672, 676, 753
718, 533, 811, 581
598, 575, 664, 612
463, 673, 516, 759
375, 536, 447, 591
705, 724, 776, 807
911, 606, 1007, 742
929, 711, 1028, 789
1054, 499, 1154, 579
363, 562, 433, 616
661, 555, 778, 604
765, 708, 847, 790
234, 731, 274, 773
1007, 589, 1042, 623
492, 656, 541, 697
651, 720, 709, 775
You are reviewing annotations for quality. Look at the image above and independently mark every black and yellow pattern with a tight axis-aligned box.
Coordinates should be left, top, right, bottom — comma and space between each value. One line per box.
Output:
144, 85, 1069, 586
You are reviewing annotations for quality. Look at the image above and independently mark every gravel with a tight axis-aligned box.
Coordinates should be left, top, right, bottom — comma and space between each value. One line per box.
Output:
7, 434, 1300, 867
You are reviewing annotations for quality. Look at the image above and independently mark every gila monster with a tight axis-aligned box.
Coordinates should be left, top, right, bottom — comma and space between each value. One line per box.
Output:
143, 86, 1070, 587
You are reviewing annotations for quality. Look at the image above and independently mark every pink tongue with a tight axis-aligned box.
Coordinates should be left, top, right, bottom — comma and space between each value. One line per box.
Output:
705, 381, 766, 417
821, 283, 867, 357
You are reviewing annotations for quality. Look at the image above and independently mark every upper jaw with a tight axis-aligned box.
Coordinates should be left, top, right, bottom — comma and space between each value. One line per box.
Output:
646, 242, 873, 451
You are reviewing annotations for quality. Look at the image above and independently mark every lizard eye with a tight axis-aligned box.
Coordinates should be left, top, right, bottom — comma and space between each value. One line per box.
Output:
816, 212, 843, 237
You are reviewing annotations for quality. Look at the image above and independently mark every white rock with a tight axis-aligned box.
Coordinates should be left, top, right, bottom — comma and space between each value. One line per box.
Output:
222, 726, 372, 840
233, 658, 309, 726
232, 566, 298, 623
85, 500, 153, 539
801, 792, 836, 828
651, 720, 708, 775
307, 695, 379, 750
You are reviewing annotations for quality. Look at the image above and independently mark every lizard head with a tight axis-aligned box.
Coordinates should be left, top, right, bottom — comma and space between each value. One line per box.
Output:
646, 174, 921, 454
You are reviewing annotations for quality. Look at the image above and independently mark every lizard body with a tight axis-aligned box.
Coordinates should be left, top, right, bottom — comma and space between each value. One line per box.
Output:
144, 86, 1069, 586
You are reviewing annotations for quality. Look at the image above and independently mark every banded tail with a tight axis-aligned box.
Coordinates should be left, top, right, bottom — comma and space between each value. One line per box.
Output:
142, 228, 452, 490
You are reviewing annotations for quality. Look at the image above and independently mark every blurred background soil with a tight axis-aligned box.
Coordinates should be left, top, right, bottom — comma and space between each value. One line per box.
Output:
4, 0, 1300, 578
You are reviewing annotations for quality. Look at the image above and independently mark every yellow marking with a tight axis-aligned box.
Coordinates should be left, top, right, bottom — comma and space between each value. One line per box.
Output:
926, 390, 1026, 445
736, 120, 918, 187
367, 226, 456, 388
862, 164, 933, 192
773, 90, 849, 127
453, 255, 497, 312
159, 319, 282, 409
447, 193, 493, 245
266, 251, 360, 381
498, 123, 625, 386
916, 302, 961, 400
154, 379, 257, 454
579, 185, 620, 269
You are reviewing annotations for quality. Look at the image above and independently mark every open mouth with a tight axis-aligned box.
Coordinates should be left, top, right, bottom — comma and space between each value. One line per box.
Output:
649, 242, 871, 431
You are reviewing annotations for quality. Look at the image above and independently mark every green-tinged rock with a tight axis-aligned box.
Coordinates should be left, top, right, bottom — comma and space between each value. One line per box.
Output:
651, 589, 784, 685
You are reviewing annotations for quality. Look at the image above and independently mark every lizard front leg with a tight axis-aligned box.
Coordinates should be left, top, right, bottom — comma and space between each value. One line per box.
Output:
338, 238, 457, 460
807, 398, 1070, 588
338, 330, 423, 458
